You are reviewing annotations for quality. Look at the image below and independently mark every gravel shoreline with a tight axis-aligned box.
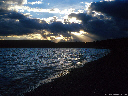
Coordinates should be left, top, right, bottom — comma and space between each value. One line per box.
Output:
24, 48, 128, 96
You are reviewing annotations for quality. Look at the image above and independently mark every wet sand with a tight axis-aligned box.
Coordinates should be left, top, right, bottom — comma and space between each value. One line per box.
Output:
24, 48, 128, 96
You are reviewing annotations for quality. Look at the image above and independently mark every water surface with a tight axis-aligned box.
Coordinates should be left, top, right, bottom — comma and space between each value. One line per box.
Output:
0, 48, 110, 96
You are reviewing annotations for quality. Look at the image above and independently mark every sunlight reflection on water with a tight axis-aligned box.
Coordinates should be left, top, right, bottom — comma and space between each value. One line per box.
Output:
0, 48, 110, 96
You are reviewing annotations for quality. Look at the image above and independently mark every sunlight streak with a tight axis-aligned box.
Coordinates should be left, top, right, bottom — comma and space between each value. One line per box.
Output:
69, 17, 82, 24
70, 30, 99, 42
71, 30, 88, 36
0, 34, 44, 40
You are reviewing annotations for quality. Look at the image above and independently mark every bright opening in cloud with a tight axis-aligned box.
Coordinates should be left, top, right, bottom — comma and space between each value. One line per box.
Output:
0, 34, 44, 40
71, 30, 88, 36
0, 0, 128, 42
103, 0, 115, 1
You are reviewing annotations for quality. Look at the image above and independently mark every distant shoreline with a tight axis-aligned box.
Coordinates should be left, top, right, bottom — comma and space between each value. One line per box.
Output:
0, 40, 88, 48
0, 38, 128, 49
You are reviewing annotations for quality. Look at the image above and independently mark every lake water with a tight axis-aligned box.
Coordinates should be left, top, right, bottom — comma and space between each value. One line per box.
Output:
0, 48, 110, 96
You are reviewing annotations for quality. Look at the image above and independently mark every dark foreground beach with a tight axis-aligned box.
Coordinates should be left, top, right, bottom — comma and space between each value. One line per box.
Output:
24, 48, 128, 95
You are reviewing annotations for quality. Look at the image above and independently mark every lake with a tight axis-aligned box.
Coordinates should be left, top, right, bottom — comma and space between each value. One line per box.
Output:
0, 48, 110, 96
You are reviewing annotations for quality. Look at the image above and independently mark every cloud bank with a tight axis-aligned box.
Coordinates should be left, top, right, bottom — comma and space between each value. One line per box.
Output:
89, 1, 128, 19
0, 0, 128, 41
87, 1, 128, 39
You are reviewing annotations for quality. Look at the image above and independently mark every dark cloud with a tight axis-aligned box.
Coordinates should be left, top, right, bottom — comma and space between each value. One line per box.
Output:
0, 10, 26, 19
113, 17, 128, 32
57, 1, 128, 40
0, 9, 82, 36
6, 12, 26, 19
0, 1, 33, 36
0, 9, 42, 35
0, 8, 9, 13
68, 10, 128, 39
84, 19, 122, 39
89, 1, 128, 19
68, 13, 92, 24
19, 18, 48, 29
0, 0, 128, 41
0, 18, 33, 36
0, 8, 49, 36
0, 9, 9, 19
86, 0, 128, 39
49, 22, 67, 32
49, 21, 82, 33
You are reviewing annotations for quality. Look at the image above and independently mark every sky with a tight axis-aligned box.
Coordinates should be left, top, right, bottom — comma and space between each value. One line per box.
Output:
0, 0, 128, 42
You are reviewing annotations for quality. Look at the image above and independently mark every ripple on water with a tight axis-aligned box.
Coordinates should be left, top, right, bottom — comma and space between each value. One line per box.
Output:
0, 48, 110, 96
